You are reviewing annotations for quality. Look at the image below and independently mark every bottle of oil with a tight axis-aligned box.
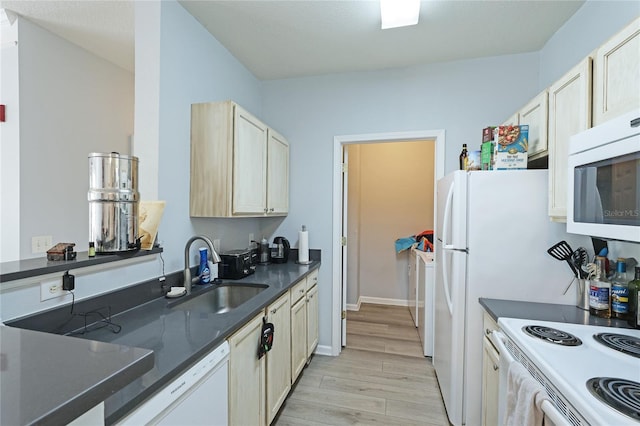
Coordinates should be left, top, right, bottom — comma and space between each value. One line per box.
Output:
627, 267, 640, 328
611, 258, 629, 319
459, 144, 468, 170
589, 256, 611, 318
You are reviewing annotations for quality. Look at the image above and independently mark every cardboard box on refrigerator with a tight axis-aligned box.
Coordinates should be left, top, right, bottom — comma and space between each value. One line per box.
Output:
493, 125, 529, 170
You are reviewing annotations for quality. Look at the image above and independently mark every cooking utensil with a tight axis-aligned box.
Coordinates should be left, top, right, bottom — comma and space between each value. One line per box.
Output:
547, 241, 579, 277
571, 247, 588, 279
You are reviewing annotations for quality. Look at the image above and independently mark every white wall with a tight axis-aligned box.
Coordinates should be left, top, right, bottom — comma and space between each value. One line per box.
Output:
348, 141, 434, 304
16, 17, 134, 260
0, 1, 270, 321
0, 14, 20, 262
152, 0, 269, 274
346, 145, 361, 306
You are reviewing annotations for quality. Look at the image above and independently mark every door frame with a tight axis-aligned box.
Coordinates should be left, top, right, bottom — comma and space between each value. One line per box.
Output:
331, 130, 446, 356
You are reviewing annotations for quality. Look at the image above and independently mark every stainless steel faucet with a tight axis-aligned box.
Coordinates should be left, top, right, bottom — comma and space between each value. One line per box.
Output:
183, 235, 221, 295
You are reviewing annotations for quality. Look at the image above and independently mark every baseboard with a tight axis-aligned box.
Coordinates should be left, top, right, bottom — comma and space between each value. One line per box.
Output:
346, 303, 360, 311
314, 344, 334, 356
358, 296, 409, 307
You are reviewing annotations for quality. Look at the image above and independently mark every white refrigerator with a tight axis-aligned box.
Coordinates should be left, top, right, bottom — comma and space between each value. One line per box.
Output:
433, 170, 584, 426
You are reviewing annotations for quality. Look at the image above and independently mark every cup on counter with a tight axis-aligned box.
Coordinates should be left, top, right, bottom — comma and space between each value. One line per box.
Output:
576, 279, 590, 311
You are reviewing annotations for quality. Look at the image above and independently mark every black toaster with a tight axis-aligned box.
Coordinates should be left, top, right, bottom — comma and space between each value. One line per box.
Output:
219, 249, 256, 279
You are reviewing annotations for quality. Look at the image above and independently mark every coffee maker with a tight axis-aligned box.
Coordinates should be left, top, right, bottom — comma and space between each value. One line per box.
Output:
271, 236, 290, 263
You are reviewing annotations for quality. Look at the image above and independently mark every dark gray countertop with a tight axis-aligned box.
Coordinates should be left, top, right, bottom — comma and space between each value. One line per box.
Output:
0, 247, 163, 283
479, 298, 633, 329
7, 258, 321, 425
0, 326, 154, 426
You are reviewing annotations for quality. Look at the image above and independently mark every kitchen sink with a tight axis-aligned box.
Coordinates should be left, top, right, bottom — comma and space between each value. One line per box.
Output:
169, 283, 268, 314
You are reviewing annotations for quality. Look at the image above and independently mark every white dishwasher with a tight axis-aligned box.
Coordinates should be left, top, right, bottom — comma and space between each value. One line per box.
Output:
117, 341, 229, 426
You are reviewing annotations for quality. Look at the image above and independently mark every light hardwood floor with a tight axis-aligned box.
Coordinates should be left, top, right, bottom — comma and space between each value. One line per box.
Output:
274, 303, 449, 425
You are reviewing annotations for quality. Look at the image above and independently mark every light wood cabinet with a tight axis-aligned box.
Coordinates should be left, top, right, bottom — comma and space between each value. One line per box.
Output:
593, 16, 640, 126
481, 312, 499, 426
548, 57, 592, 221
190, 100, 289, 217
306, 272, 319, 358
266, 293, 291, 424
266, 129, 289, 215
290, 291, 307, 383
229, 312, 266, 426
519, 91, 549, 160
482, 335, 500, 426
233, 105, 268, 215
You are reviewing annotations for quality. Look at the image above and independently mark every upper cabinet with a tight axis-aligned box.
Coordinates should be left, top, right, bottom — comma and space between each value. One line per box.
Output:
190, 101, 289, 218
266, 129, 290, 215
548, 57, 592, 221
593, 16, 640, 126
497, 17, 639, 222
519, 91, 548, 160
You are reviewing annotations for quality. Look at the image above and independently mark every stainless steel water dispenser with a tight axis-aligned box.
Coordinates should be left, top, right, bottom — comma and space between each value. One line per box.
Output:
88, 152, 140, 253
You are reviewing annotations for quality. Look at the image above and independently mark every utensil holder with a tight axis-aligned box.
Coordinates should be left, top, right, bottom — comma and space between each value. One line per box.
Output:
576, 279, 590, 311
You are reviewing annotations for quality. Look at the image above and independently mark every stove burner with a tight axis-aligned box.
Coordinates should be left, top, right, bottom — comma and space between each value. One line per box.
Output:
593, 333, 640, 359
587, 377, 640, 421
522, 325, 582, 346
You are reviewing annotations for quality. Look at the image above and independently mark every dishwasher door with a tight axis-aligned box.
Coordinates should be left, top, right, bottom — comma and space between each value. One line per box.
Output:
118, 341, 229, 426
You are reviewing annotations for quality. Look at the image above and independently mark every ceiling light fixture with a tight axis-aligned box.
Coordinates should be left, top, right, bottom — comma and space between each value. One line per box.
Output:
380, 0, 420, 30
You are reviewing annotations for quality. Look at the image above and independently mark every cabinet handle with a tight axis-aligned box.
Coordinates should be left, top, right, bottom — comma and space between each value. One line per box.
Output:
300, 289, 305, 294
309, 294, 314, 299
270, 208, 274, 212
485, 328, 492, 336
493, 364, 499, 371
270, 308, 277, 314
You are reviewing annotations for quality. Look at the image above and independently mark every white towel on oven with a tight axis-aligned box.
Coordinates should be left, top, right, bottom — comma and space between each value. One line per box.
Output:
504, 362, 548, 426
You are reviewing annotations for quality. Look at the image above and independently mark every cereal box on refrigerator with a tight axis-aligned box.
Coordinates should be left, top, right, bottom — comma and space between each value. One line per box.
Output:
493, 125, 529, 170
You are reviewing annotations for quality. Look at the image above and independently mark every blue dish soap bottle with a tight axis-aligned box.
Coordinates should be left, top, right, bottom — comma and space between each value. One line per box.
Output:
199, 247, 210, 284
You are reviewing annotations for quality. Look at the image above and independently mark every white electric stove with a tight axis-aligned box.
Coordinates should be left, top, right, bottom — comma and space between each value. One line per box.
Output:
498, 317, 640, 425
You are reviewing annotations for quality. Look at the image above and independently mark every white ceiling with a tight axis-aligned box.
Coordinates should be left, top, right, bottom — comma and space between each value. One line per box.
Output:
0, 0, 585, 80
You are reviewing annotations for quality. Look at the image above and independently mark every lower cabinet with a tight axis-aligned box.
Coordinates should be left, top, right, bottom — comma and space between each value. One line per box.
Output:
290, 283, 307, 383
266, 293, 291, 424
481, 313, 500, 426
229, 312, 266, 426
306, 283, 319, 358
228, 269, 320, 425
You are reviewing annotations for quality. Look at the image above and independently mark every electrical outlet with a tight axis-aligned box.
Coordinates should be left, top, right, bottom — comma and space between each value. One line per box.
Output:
40, 277, 65, 301
213, 239, 221, 252
249, 233, 254, 245
32, 235, 52, 254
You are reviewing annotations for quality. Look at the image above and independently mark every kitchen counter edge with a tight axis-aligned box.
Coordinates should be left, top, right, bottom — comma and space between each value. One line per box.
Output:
479, 298, 633, 329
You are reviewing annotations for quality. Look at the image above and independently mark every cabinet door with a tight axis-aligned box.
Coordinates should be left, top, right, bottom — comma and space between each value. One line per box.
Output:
481, 337, 500, 426
233, 105, 268, 215
290, 295, 307, 383
519, 91, 548, 160
593, 17, 640, 126
501, 113, 518, 127
266, 293, 291, 424
267, 129, 289, 215
306, 284, 319, 358
229, 312, 265, 426
190, 101, 234, 217
548, 57, 592, 221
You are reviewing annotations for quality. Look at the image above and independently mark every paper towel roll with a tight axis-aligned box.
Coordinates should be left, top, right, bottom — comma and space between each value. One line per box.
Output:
298, 225, 310, 264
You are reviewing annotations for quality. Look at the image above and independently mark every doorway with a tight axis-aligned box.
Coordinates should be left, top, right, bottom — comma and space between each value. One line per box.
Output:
331, 130, 445, 356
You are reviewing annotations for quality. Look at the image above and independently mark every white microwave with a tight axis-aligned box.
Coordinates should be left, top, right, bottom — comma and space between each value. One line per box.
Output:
567, 109, 640, 243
